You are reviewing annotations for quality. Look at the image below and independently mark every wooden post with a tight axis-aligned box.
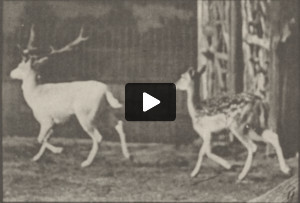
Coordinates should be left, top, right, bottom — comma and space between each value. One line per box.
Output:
197, 0, 208, 99
228, 1, 244, 94
268, 0, 299, 157
248, 176, 298, 203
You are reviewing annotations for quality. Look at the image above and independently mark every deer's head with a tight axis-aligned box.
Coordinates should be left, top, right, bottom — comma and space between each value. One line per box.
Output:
10, 24, 88, 81
10, 56, 32, 80
175, 66, 206, 91
10, 25, 39, 81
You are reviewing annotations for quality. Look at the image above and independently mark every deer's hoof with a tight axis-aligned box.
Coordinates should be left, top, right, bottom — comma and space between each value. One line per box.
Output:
81, 160, 91, 168
31, 155, 40, 162
236, 178, 249, 184
190, 170, 198, 178
124, 153, 132, 159
125, 154, 135, 162
237, 173, 246, 181
128, 155, 135, 161
54, 147, 63, 154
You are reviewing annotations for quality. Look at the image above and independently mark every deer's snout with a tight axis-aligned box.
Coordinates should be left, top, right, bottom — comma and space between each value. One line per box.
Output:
10, 68, 22, 80
10, 70, 17, 79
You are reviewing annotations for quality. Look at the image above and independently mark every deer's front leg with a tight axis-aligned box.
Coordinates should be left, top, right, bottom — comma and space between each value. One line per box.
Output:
32, 123, 53, 161
32, 141, 48, 162
45, 142, 63, 154
32, 131, 63, 161
32, 122, 62, 161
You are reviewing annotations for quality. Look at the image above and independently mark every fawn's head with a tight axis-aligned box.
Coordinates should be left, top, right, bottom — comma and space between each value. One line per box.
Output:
10, 24, 88, 81
175, 66, 206, 91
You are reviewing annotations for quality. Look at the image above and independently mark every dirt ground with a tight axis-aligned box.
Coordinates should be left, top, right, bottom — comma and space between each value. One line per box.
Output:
3, 136, 298, 202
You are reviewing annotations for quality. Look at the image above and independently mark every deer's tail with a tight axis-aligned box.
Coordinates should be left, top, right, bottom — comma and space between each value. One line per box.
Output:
105, 90, 122, 108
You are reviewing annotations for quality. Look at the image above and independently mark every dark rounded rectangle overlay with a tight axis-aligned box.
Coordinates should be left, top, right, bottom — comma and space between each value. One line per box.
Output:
125, 83, 176, 121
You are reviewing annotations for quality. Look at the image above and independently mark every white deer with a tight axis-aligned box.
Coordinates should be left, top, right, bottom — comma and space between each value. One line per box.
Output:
10, 25, 131, 167
175, 66, 291, 181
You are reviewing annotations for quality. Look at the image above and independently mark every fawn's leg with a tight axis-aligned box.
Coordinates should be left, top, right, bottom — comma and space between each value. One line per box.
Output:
262, 129, 291, 174
230, 125, 257, 181
190, 131, 211, 177
206, 139, 232, 169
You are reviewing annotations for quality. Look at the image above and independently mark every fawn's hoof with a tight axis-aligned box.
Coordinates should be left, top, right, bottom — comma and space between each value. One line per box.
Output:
228, 164, 240, 172
128, 154, 134, 161
282, 167, 293, 177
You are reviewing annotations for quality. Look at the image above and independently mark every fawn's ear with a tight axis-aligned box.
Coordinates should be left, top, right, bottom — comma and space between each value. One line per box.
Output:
197, 65, 206, 75
188, 67, 196, 77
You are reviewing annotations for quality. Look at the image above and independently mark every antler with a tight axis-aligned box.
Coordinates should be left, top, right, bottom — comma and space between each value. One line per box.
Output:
23, 24, 38, 54
33, 26, 89, 65
48, 26, 89, 56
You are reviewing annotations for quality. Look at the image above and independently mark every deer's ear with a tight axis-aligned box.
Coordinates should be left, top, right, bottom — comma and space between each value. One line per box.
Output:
16, 44, 23, 53
31, 56, 48, 69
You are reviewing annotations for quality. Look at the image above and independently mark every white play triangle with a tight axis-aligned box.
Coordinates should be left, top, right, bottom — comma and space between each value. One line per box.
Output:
143, 92, 160, 112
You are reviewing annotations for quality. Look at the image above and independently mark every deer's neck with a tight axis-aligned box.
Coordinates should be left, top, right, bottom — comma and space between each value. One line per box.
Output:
21, 72, 39, 106
186, 87, 198, 120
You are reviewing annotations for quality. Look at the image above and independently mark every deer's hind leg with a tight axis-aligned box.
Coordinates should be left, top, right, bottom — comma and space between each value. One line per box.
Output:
115, 120, 131, 159
230, 124, 257, 181
75, 109, 103, 168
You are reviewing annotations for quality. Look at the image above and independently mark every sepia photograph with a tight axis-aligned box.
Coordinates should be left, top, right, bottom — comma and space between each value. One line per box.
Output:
2, 0, 299, 202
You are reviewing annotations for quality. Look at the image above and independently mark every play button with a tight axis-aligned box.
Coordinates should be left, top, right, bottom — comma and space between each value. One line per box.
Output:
143, 92, 160, 112
125, 83, 176, 121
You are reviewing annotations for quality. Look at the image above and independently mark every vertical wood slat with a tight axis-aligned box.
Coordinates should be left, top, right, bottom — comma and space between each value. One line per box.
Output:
197, 0, 208, 99
228, 0, 244, 94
